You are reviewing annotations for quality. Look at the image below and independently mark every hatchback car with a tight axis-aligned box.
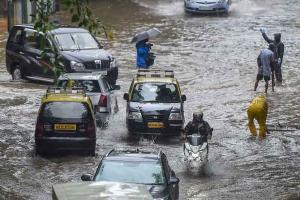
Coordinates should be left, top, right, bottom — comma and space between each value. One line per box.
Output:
123, 70, 186, 136
6, 24, 118, 85
57, 73, 119, 126
35, 87, 96, 155
81, 149, 180, 200
184, 0, 231, 14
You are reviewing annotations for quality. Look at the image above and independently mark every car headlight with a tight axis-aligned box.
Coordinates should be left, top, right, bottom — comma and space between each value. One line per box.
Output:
169, 113, 182, 120
128, 112, 143, 122
70, 61, 85, 71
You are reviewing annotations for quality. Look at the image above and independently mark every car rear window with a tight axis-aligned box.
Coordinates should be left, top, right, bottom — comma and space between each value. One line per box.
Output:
57, 80, 101, 92
95, 160, 166, 185
42, 102, 90, 120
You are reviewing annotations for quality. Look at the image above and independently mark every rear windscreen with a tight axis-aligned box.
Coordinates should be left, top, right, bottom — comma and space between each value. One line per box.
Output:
58, 80, 101, 92
42, 102, 90, 120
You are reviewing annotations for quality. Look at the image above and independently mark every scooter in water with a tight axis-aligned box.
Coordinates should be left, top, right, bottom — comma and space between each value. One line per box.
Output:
183, 134, 208, 170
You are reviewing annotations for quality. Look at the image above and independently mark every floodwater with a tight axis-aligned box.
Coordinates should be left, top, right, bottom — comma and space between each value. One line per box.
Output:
0, 0, 299, 199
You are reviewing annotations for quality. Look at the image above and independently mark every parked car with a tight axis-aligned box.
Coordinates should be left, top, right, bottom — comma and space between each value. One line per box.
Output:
35, 87, 96, 155
6, 24, 118, 85
123, 70, 186, 136
81, 149, 180, 200
184, 0, 231, 14
52, 181, 153, 200
57, 72, 119, 126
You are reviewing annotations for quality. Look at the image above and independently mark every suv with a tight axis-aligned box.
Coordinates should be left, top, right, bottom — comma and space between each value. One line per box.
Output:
123, 70, 186, 136
81, 149, 180, 200
6, 24, 118, 85
35, 87, 96, 155
57, 73, 119, 126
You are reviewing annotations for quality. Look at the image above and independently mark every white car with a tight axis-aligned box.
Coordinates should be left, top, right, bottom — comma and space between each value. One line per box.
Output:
184, 0, 231, 14
57, 73, 119, 126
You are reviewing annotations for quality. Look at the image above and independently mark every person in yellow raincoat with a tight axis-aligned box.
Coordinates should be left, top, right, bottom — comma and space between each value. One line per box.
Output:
247, 95, 268, 138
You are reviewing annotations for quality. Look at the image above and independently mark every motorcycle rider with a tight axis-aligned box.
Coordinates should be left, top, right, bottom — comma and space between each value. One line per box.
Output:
184, 111, 212, 142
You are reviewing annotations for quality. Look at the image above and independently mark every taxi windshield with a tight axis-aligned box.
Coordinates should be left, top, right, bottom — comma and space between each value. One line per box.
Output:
131, 82, 180, 103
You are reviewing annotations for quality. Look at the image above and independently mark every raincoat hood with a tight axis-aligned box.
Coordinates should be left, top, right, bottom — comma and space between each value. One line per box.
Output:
274, 33, 281, 43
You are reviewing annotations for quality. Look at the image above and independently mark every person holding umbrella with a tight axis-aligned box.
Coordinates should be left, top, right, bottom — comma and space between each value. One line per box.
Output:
131, 28, 161, 69
135, 39, 151, 69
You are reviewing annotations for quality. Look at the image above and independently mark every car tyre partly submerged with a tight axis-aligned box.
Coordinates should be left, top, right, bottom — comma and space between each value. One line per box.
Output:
12, 65, 23, 80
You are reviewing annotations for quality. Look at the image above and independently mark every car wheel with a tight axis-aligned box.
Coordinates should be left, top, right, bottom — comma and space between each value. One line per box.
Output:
89, 149, 96, 156
35, 146, 45, 156
114, 99, 119, 113
12, 65, 23, 80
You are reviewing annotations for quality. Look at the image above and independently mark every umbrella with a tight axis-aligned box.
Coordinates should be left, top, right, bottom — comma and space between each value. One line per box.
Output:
131, 28, 161, 43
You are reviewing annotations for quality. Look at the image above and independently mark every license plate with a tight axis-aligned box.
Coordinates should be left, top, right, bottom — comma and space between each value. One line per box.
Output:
54, 124, 76, 131
198, 7, 212, 11
148, 122, 164, 129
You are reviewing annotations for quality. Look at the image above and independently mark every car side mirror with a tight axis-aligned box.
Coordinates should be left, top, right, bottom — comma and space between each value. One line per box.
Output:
81, 174, 92, 181
113, 85, 121, 90
181, 95, 186, 102
169, 177, 180, 185
123, 93, 129, 101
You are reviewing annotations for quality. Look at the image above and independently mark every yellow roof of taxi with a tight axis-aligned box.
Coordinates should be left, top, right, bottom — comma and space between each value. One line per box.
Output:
134, 76, 177, 84
42, 93, 91, 104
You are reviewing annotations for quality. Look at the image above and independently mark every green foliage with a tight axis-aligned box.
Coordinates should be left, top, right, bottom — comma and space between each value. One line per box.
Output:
30, 0, 113, 81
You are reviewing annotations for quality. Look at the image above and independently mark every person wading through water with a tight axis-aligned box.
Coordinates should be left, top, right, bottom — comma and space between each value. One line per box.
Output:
254, 43, 276, 93
260, 28, 285, 84
247, 94, 268, 138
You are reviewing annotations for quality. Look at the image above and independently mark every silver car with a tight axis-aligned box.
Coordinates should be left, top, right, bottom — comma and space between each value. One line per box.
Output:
184, 0, 231, 14
57, 73, 119, 126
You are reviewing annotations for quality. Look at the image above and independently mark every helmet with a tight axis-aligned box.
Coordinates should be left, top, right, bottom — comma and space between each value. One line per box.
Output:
193, 111, 203, 122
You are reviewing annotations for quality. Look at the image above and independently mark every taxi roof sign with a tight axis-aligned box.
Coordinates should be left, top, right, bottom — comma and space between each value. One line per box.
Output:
46, 87, 86, 96
137, 69, 174, 78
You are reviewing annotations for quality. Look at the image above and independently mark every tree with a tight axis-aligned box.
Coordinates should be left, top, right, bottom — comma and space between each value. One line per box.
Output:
30, 0, 113, 81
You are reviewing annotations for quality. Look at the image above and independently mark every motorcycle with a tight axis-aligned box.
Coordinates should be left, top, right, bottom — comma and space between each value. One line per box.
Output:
183, 134, 208, 170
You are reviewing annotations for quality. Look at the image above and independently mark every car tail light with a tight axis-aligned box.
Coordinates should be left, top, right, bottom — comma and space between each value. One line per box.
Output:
99, 94, 108, 107
35, 121, 44, 138
86, 121, 96, 138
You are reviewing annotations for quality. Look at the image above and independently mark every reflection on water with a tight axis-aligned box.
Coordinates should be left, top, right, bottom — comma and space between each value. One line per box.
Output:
0, 0, 299, 199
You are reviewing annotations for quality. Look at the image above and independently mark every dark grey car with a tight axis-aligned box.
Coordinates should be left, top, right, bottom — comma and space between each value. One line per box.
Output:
6, 24, 118, 85
81, 149, 180, 200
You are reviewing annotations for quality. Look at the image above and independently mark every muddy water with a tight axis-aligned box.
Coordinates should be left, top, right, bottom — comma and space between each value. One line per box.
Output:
0, 0, 299, 199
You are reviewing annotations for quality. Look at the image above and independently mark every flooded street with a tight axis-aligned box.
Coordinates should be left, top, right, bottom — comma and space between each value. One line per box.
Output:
0, 0, 300, 199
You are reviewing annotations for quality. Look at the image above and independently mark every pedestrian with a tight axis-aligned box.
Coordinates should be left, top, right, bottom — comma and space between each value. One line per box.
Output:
136, 39, 151, 69
260, 28, 285, 84
254, 43, 276, 93
247, 94, 268, 138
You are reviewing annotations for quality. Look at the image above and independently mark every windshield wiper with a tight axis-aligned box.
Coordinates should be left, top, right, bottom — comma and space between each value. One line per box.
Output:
70, 34, 80, 50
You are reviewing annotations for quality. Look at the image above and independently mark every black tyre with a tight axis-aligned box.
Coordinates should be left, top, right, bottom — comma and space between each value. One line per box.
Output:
35, 146, 45, 156
12, 65, 23, 80
89, 148, 96, 156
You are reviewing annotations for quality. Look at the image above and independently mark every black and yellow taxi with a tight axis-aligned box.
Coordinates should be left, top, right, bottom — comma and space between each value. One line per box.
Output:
123, 70, 186, 136
35, 87, 96, 155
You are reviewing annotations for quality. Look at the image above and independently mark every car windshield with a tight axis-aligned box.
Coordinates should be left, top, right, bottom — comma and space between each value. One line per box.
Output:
42, 102, 89, 120
131, 83, 180, 103
95, 160, 166, 185
58, 80, 101, 93
54, 32, 100, 50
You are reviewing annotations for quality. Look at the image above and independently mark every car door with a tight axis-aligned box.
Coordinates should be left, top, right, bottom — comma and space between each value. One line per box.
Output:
6, 26, 31, 76
162, 154, 177, 200
101, 78, 115, 114
22, 28, 46, 78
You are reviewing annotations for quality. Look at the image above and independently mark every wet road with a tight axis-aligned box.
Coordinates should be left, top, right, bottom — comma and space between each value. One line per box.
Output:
0, 0, 300, 199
